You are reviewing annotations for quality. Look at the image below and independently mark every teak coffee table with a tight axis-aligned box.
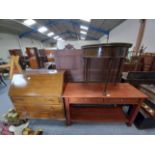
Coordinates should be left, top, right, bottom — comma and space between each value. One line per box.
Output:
63, 83, 147, 126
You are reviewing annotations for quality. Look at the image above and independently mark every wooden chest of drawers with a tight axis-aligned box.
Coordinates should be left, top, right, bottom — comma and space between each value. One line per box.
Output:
9, 71, 65, 119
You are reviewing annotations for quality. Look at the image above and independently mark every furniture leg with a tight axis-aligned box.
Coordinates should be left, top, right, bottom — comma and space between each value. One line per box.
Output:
127, 100, 142, 126
64, 98, 71, 125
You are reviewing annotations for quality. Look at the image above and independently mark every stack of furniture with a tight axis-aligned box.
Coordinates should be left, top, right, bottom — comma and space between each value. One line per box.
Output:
26, 47, 40, 69
122, 53, 155, 72
9, 71, 65, 119
9, 49, 28, 70
8, 43, 148, 127
61, 43, 147, 126
38, 49, 56, 69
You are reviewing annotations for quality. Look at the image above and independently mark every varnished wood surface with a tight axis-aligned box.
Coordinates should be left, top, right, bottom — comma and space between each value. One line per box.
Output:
9, 72, 65, 119
9, 72, 64, 97
63, 83, 147, 99
63, 83, 147, 125
70, 106, 128, 122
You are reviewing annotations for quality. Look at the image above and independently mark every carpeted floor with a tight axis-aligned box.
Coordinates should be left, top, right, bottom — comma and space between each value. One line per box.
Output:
1, 80, 155, 135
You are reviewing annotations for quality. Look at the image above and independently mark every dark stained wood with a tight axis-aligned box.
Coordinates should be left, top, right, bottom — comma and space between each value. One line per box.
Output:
26, 47, 40, 69
55, 49, 84, 82
64, 98, 71, 125
9, 72, 65, 119
127, 100, 143, 126
123, 71, 155, 87
82, 43, 132, 83
63, 83, 147, 126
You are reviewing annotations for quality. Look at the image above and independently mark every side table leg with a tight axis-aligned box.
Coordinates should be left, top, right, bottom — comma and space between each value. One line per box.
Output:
64, 98, 71, 126
127, 100, 142, 126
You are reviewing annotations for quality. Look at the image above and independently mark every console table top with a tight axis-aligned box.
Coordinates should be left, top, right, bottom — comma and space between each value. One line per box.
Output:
63, 83, 147, 99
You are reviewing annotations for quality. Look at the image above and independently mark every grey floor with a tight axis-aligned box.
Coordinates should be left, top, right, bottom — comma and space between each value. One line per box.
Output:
1, 80, 155, 135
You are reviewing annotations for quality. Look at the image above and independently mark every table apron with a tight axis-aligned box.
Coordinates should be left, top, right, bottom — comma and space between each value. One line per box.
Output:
68, 97, 141, 104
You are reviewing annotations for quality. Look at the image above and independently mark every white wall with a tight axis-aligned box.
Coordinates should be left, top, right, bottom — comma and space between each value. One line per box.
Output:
0, 33, 52, 61
57, 40, 99, 49
142, 20, 155, 52
99, 19, 139, 48
99, 19, 155, 52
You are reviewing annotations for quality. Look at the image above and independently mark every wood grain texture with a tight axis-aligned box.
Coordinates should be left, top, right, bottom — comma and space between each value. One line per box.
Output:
9, 72, 65, 119
63, 82, 147, 125
63, 83, 148, 99
55, 49, 84, 82
9, 72, 64, 97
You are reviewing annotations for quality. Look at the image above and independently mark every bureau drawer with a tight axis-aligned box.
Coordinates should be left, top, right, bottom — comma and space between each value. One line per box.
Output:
15, 104, 64, 119
18, 111, 64, 119
11, 97, 62, 105
14, 103, 64, 112
69, 98, 104, 104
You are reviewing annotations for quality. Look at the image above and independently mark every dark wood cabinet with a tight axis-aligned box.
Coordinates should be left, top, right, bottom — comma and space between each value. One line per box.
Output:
82, 43, 132, 82
55, 49, 84, 82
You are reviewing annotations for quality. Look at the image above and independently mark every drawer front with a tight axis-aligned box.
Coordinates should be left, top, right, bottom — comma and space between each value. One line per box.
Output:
104, 98, 139, 104
15, 104, 64, 119
69, 98, 103, 104
18, 111, 64, 119
69, 97, 139, 104
12, 97, 62, 105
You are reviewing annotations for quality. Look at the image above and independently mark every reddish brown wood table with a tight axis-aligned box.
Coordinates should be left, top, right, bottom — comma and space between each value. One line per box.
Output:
63, 83, 147, 126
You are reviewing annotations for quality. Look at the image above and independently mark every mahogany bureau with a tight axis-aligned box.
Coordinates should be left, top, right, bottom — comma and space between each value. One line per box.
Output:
63, 83, 148, 126
9, 71, 65, 119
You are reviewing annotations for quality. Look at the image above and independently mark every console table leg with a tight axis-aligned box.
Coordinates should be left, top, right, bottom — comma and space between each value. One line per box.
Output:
64, 98, 71, 126
127, 101, 142, 126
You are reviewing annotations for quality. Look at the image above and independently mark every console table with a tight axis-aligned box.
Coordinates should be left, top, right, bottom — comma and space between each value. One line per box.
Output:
63, 83, 147, 126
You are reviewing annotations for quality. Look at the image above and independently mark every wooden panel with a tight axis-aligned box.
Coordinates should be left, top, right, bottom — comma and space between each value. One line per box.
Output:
9, 72, 64, 97
104, 98, 139, 104
12, 97, 62, 105
15, 104, 64, 119
70, 106, 128, 122
55, 49, 84, 82
18, 111, 64, 119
